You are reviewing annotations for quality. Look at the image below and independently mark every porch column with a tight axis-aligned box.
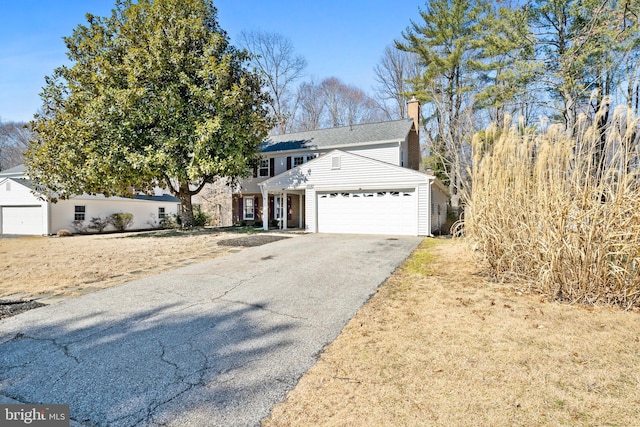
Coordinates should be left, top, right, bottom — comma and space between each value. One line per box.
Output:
260, 185, 269, 231
283, 192, 288, 230
299, 194, 303, 229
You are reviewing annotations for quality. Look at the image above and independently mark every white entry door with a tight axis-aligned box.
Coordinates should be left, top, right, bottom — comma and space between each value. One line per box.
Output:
1, 206, 44, 235
317, 190, 417, 235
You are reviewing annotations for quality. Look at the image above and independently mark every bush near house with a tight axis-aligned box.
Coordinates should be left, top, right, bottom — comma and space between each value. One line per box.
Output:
110, 213, 134, 231
89, 216, 110, 232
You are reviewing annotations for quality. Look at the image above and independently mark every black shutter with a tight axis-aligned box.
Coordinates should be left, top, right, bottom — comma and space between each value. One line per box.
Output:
255, 196, 260, 221
238, 197, 243, 221
287, 196, 292, 220
286, 156, 291, 170
270, 158, 275, 177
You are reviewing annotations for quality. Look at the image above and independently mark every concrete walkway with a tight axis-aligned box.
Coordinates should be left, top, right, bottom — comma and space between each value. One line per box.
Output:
0, 233, 421, 426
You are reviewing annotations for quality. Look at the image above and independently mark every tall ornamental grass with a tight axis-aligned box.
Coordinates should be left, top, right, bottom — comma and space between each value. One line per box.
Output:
466, 106, 640, 308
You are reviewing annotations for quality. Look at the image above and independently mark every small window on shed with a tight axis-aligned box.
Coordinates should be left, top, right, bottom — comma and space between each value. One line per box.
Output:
74, 205, 86, 221
158, 207, 166, 219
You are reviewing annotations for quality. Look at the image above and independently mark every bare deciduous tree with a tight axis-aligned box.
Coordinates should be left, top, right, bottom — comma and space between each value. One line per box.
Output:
294, 80, 325, 131
373, 45, 422, 120
319, 77, 380, 128
240, 31, 307, 134
0, 120, 30, 171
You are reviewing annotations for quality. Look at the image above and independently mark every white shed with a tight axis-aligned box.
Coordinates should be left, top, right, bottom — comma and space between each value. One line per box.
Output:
0, 172, 179, 235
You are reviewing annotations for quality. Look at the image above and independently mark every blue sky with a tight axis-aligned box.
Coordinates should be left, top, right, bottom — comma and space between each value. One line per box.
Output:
0, 0, 423, 123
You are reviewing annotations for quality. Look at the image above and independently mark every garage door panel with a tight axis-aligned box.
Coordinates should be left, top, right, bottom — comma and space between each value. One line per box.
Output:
2, 206, 44, 235
317, 190, 416, 235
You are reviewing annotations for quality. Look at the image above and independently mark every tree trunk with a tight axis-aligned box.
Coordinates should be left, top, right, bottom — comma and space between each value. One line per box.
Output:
178, 183, 195, 227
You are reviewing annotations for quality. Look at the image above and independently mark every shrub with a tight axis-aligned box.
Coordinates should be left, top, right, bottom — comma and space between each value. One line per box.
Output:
71, 220, 87, 233
466, 108, 640, 308
57, 229, 73, 237
110, 213, 134, 231
254, 220, 263, 228
89, 216, 110, 232
269, 219, 280, 228
159, 213, 179, 229
193, 206, 211, 227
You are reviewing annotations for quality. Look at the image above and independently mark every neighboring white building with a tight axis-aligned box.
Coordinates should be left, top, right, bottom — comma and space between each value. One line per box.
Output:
233, 99, 450, 236
0, 165, 179, 235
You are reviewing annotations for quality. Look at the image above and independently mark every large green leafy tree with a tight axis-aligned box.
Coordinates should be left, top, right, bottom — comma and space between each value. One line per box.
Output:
26, 0, 271, 226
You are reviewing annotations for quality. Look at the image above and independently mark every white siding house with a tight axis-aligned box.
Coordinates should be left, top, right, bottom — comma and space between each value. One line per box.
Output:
0, 165, 179, 235
232, 99, 450, 236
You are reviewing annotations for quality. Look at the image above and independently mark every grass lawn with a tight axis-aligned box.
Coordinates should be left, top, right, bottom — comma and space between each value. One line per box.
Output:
263, 238, 640, 426
0, 227, 260, 299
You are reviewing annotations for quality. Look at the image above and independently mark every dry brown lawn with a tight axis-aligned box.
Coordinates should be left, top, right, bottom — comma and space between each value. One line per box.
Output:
263, 238, 640, 427
0, 229, 249, 298
3, 232, 639, 425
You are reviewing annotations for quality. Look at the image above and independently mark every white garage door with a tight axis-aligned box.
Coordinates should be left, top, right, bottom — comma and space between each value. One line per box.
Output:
1, 206, 44, 235
317, 190, 417, 235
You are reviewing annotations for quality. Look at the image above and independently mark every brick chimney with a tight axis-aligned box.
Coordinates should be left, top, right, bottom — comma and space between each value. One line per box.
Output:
407, 96, 420, 135
407, 97, 420, 170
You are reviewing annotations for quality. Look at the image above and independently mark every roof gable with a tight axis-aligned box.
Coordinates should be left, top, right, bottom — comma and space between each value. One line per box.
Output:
260, 149, 433, 191
261, 119, 413, 153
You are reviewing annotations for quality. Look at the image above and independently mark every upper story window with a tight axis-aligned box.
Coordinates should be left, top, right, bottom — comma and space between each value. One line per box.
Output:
74, 205, 86, 221
258, 159, 270, 177
289, 154, 317, 169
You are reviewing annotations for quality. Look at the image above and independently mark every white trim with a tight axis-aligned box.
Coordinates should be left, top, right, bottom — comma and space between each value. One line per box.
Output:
242, 196, 255, 220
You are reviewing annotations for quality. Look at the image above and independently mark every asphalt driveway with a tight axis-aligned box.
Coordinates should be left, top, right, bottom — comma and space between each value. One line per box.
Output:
0, 233, 422, 426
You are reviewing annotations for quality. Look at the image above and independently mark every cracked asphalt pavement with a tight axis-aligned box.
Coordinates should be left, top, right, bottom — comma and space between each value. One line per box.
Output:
0, 233, 421, 426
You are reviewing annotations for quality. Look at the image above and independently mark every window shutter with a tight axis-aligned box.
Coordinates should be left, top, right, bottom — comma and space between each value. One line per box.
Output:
286, 156, 291, 170
255, 196, 260, 220
238, 197, 243, 220
287, 196, 292, 220
252, 164, 257, 178
270, 158, 275, 177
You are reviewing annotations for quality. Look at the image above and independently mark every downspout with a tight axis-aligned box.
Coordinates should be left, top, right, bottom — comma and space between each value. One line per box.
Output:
427, 178, 435, 237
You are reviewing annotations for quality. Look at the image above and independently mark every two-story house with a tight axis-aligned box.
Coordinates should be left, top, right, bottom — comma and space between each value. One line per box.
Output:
233, 99, 450, 236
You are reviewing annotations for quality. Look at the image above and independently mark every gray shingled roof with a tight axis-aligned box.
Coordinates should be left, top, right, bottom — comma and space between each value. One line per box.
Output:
5, 177, 179, 203
0, 164, 27, 176
261, 118, 414, 153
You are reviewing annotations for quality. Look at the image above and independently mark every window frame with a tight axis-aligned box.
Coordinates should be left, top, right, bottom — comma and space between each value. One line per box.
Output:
158, 207, 166, 219
74, 205, 86, 221
258, 159, 270, 178
243, 197, 255, 220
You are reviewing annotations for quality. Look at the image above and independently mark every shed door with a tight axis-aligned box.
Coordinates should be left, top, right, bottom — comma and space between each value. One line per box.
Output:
317, 190, 417, 235
1, 206, 43, 235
